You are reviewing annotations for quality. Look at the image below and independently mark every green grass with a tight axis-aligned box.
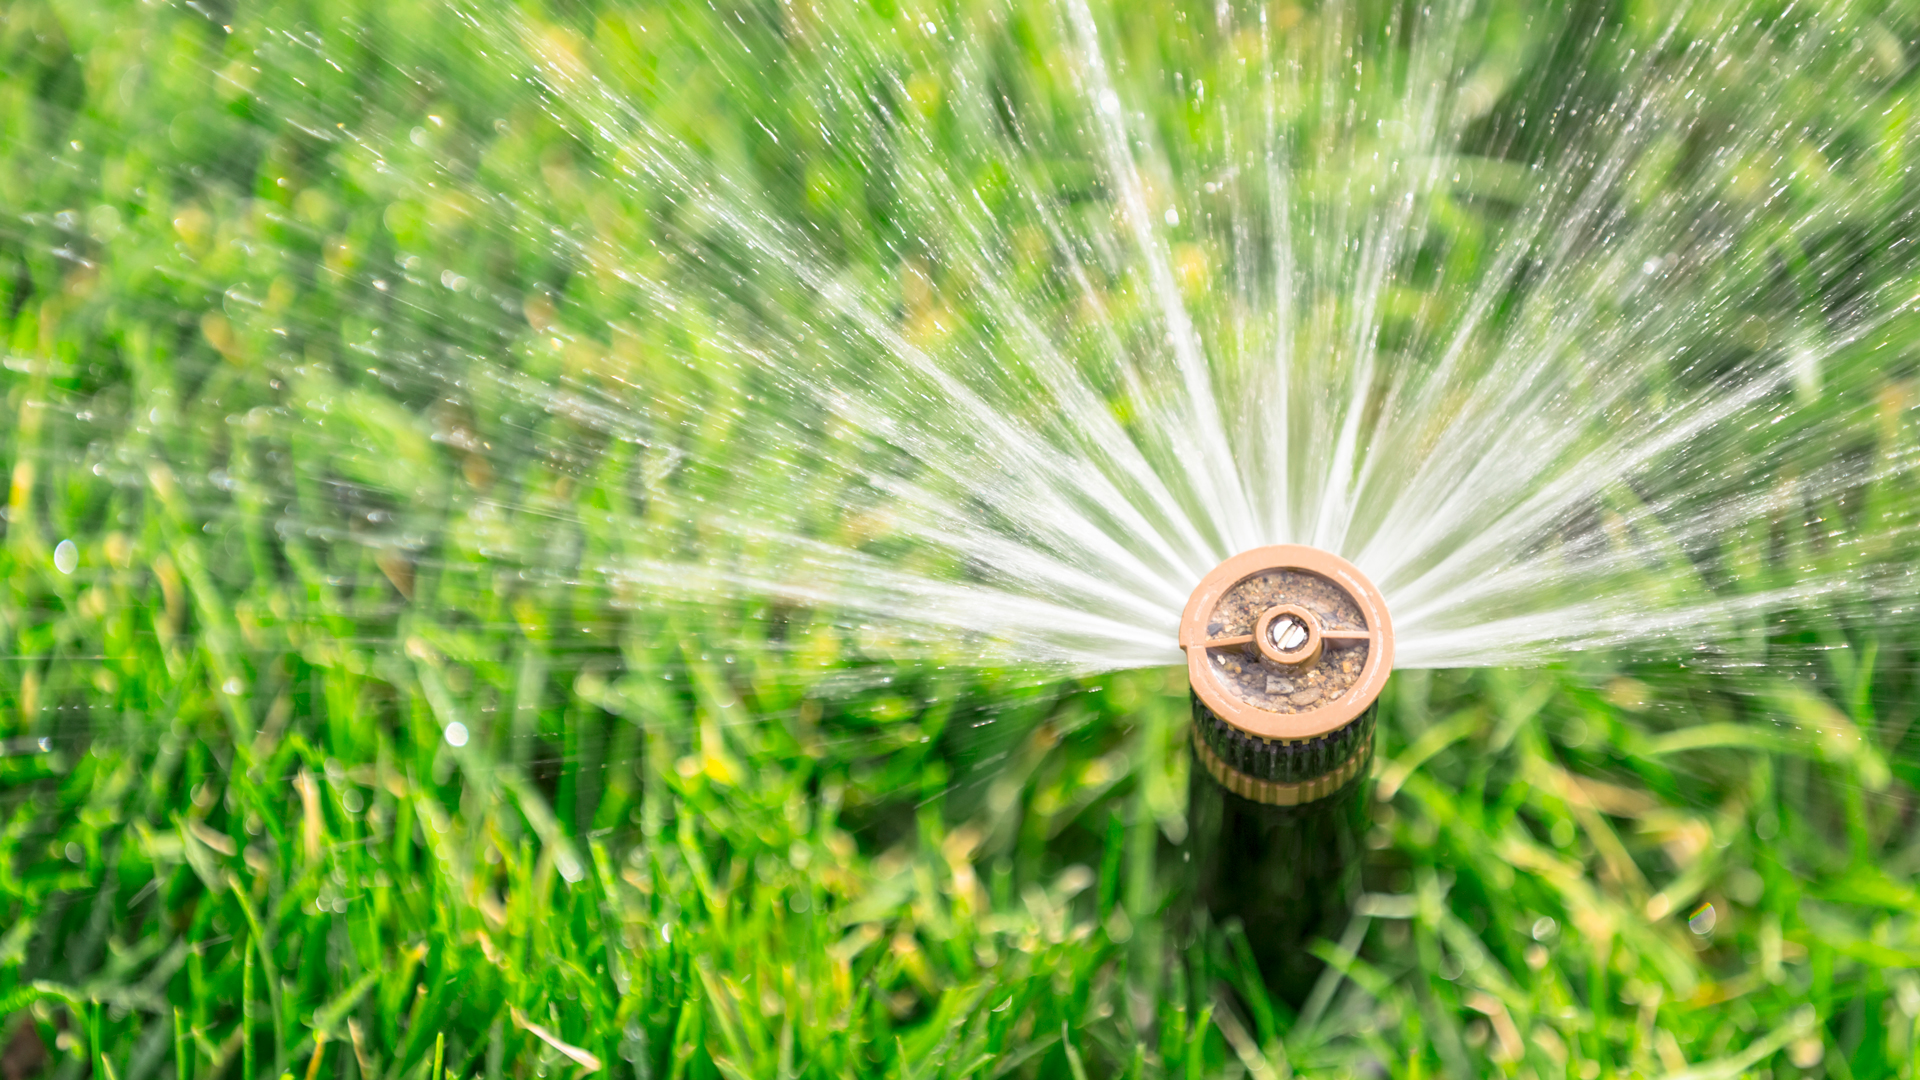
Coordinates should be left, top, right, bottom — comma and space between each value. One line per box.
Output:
5, 0, 1920, 1078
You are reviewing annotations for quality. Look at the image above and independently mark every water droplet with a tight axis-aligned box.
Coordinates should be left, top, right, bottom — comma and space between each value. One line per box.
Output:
1687, 901, 1716, 935
53, 539, 77, 574
444, 721, 469, 747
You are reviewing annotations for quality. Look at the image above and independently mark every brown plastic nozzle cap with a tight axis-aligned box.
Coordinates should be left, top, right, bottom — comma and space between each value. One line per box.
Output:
1179, 545, 1394, 742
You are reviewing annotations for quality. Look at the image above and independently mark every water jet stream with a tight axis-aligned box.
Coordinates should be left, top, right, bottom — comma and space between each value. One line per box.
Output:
446, 0, 1920, 681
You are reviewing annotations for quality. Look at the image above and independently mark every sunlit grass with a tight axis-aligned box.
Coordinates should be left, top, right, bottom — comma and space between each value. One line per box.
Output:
4, 0, 1920, 1077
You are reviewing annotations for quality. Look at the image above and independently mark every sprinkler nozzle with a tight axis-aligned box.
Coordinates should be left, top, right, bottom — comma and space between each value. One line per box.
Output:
1179, 545, 1394, 804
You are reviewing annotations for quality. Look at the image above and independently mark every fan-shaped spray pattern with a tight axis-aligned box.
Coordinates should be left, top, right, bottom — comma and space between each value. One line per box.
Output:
32, 0, 1918, 680
469, 0, 1920, 674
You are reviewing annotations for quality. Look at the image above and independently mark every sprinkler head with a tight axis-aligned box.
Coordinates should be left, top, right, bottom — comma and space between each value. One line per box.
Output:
1179, 545, 1394, 804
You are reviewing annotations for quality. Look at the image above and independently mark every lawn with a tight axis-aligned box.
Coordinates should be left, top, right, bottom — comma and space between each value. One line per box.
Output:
4, 0, 1920, 1078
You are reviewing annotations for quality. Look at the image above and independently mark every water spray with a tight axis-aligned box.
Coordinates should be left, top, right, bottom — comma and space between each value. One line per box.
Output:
1179, 545, 1393, 998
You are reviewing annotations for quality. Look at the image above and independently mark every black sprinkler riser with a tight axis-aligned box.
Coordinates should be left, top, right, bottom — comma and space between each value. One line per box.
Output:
1176, 545, 1391, 1001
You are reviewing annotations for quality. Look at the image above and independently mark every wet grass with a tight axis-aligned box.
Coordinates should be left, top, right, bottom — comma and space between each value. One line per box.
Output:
5, 0, 1920, 1078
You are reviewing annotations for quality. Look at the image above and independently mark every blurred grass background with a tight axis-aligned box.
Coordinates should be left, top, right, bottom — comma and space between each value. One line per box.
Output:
4, 0, 1920, 1078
